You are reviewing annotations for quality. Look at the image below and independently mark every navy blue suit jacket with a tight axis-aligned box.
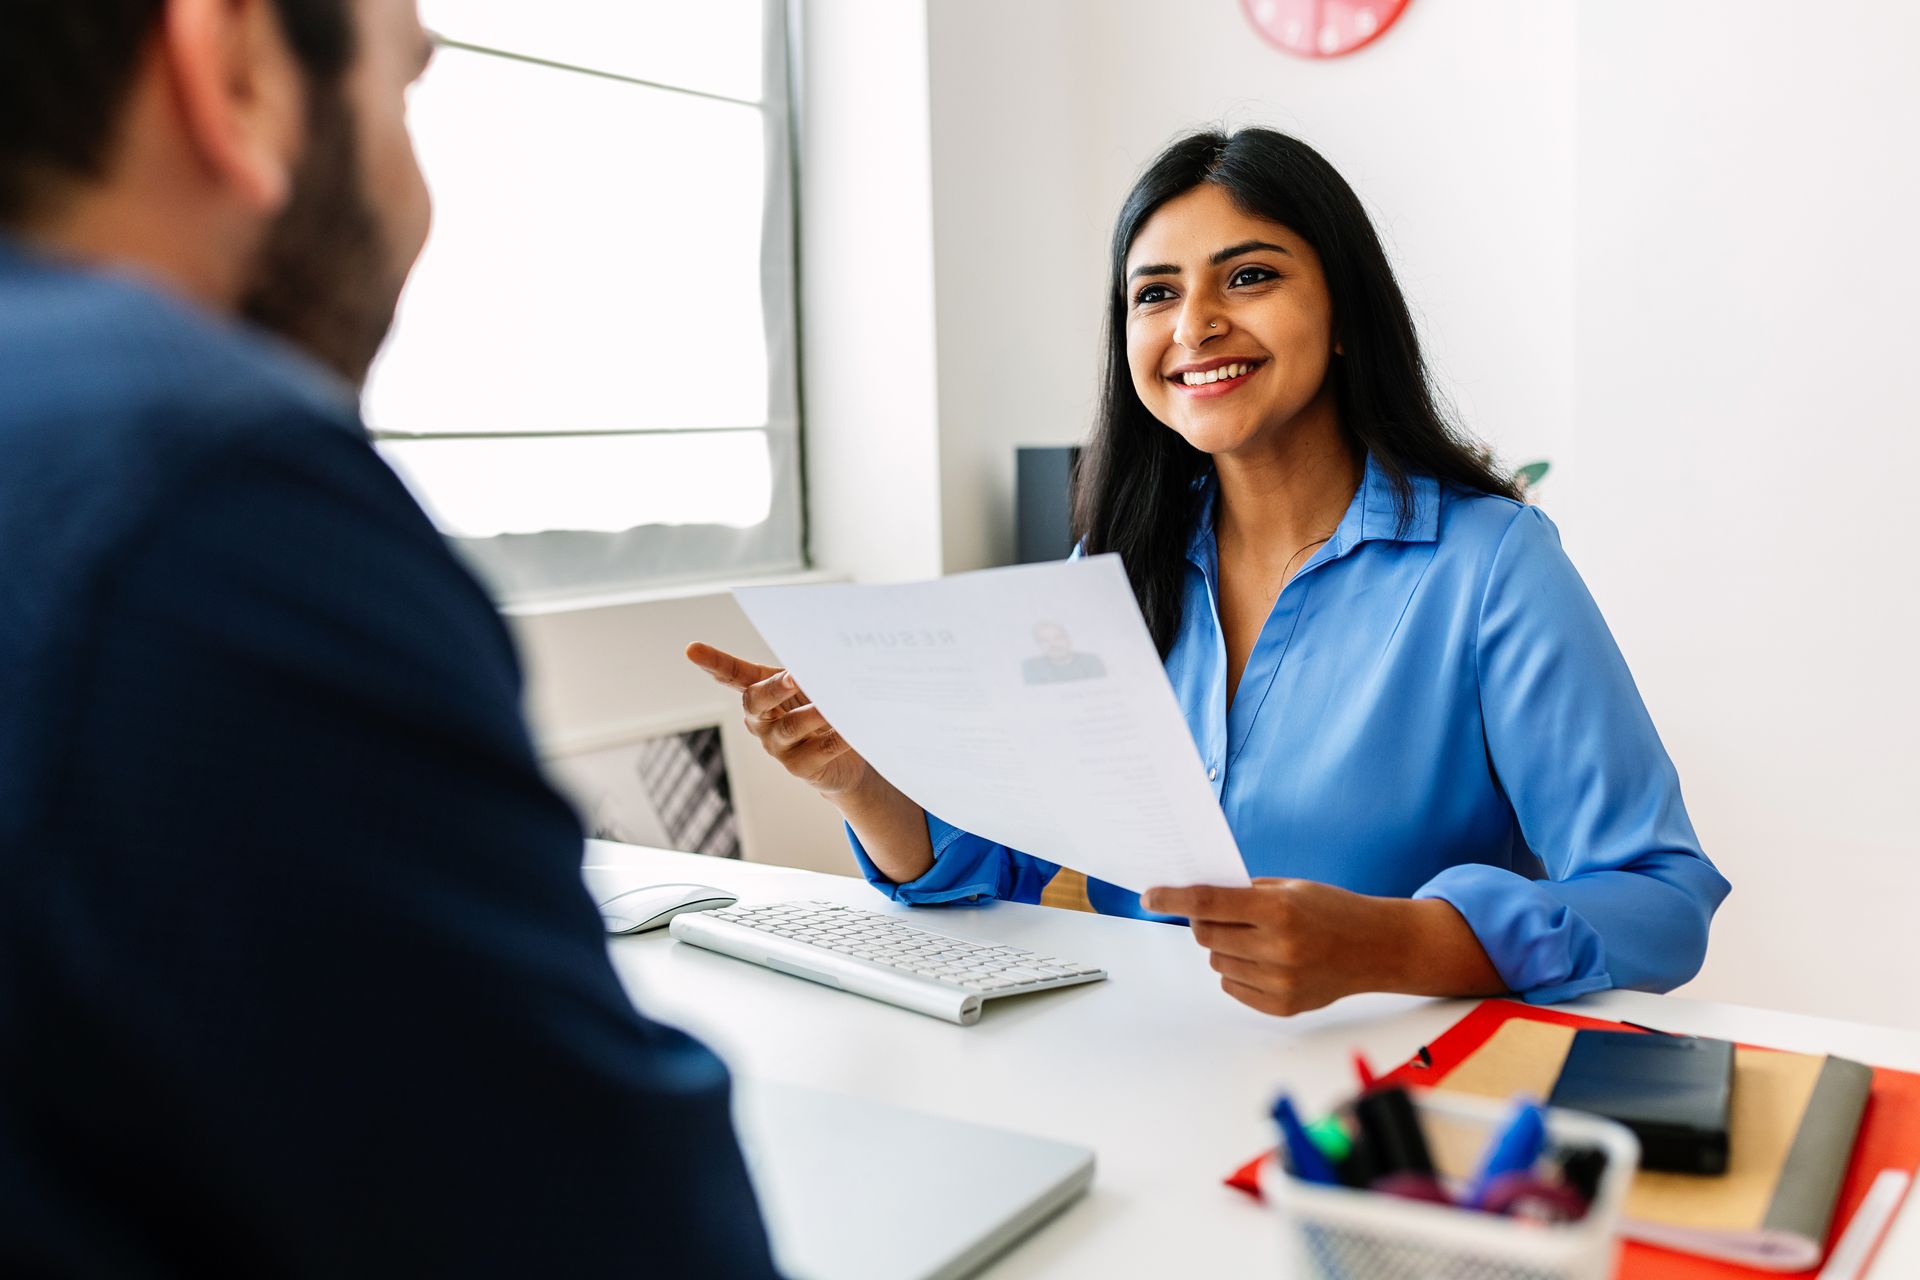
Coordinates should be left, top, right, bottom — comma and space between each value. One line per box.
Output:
0, 236, 776, 1276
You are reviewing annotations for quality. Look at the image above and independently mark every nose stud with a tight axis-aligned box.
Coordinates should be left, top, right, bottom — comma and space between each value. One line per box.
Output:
1208, 321, 1217, 329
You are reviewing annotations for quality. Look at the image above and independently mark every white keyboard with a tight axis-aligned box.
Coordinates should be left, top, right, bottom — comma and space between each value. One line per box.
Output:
668, 900, 1107, 1025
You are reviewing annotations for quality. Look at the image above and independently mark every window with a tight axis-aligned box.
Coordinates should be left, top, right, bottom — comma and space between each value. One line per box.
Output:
366, 0, 802, 603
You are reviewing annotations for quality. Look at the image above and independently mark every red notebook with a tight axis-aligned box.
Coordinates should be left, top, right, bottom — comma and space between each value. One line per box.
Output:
1228, 1000, 1920, 1278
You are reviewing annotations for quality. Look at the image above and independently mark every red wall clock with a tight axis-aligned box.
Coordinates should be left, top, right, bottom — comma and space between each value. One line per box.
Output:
1241, 0, 1413, 58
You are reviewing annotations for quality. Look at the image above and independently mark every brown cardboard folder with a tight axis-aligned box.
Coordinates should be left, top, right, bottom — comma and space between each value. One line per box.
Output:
1440, 1018, 1870, 1270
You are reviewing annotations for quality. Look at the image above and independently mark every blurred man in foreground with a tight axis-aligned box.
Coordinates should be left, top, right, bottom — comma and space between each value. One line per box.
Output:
0, 1, 775, 1272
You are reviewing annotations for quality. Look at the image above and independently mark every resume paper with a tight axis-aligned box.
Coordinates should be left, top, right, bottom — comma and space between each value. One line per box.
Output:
734, 555, 1250, 892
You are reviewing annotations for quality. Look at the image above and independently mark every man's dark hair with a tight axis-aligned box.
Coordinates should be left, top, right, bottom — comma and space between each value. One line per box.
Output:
0, 0, 354, 224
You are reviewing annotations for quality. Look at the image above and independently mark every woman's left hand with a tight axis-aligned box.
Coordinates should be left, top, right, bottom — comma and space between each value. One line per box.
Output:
1140, 879, 1504, 1016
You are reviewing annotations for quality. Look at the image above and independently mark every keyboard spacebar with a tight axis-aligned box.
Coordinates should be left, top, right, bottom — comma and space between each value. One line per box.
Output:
669, 916, 983, 1026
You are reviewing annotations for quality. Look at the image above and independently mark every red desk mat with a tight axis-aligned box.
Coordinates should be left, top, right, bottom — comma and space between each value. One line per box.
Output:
1227, 1000, 1920, 1278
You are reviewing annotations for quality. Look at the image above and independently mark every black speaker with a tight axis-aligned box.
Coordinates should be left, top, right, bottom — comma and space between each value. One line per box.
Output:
1014, 446, 1082, 564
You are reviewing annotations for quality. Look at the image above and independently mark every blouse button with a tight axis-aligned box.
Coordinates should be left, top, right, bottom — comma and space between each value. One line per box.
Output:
1208, 766, 1218, 781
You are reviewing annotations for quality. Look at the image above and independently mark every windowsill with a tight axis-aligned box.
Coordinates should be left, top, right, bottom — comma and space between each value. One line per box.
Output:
499, 566, 844, 618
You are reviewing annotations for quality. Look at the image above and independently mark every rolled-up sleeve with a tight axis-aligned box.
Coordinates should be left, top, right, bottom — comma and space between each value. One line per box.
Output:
1415, 505, 1731, 1003
848, 812, 1059, 907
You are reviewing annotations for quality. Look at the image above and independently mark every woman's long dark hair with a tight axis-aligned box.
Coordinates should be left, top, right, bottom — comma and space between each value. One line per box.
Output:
1072, 128, 1518, 656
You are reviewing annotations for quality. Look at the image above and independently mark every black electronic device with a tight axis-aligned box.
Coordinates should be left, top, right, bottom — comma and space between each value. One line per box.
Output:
1014, 446, 1081, 564
1548, 1030, 1735, 1174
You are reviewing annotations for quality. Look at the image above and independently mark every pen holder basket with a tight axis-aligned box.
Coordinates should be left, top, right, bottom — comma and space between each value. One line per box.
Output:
1265, 1090, 1641, 1280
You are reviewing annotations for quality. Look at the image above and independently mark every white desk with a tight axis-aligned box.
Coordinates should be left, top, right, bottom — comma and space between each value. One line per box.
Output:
590, 840, 1920, 1278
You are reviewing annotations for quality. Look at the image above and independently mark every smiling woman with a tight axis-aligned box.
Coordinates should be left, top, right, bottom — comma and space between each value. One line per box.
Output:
1081, 130, 1518, 658
693, 127, 1732, 1019
1127, 221, 1330, 434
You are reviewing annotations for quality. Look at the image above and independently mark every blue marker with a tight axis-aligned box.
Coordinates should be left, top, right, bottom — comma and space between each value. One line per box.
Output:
1467, 1101, 1548, 1210
1272, 1094, 1341, 1186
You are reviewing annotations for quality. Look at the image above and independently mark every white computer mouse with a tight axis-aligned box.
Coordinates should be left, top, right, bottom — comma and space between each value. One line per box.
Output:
596, 882, 739, 935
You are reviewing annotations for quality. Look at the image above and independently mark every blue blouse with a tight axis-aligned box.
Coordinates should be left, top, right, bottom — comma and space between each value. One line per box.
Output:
849, 456, 1730, 1003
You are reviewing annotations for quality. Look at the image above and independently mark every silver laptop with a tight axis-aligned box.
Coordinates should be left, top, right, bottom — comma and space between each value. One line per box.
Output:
731, 1080, 1094, 1280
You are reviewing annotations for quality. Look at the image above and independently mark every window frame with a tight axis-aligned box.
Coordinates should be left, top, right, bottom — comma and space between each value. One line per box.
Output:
374, 0, 805, 606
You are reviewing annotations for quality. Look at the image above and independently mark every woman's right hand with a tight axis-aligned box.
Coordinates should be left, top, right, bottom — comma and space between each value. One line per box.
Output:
685, 642, 875, 798
686, 641, 937, 885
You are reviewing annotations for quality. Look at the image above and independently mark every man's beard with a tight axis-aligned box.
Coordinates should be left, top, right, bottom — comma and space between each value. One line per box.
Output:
237, 84, 403, 390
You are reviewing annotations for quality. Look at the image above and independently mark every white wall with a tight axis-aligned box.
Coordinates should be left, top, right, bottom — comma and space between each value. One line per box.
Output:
917, 0, 1918, 1027
923, 0, 1108, 571
795, 0, 946, 585
1559, 1, 1920, 1028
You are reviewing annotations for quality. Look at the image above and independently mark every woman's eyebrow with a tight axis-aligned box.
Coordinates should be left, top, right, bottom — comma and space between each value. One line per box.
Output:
1210, 239, 1292, 264
1128, 239, 1295, 281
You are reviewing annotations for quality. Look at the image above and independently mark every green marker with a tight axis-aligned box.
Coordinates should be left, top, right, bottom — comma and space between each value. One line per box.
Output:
1306, 1114, 1354, 1164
